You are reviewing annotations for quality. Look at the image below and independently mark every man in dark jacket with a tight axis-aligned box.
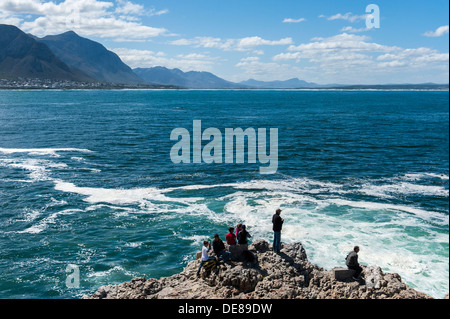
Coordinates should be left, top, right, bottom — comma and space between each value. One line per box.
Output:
346, 246, 363, 279
237, 225, 251, 245
272, 208, 284, 253
212, 234, 231, 262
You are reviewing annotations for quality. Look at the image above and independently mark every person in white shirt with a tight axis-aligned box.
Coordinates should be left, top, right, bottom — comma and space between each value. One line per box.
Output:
197, 240, 215, 276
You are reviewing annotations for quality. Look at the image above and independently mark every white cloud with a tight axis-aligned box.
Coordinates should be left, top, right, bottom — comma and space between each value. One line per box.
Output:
115, 0, 143, 15
238, 36, 293, 47
272, 52, 302, 63
151, 9, 169, 16
176, 53, 219, 61
340, 26, 371, 33
0, 11, 24, 25
286, 33, 394, 53
283, 18, 306, 23
170, 36, 293, 51
320, 12, 367, 23
115, 0, 168, 17
377, 48, 449, 66
272, 32, 449, 83
111, 48, 218, 72
235, 56, 303, 81
0, 0, 168, 40
423, 25, 449, 37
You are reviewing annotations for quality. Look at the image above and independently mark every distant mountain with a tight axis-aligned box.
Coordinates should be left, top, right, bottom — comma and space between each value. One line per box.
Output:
240, 78, 320, 89
134, 67, 246, 89
0, 24, 92, 82
38, 31, 143, 85
328, 83, 450, 90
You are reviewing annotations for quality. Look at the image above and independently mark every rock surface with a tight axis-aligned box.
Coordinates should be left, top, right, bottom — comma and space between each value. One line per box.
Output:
83, 240, 434, 299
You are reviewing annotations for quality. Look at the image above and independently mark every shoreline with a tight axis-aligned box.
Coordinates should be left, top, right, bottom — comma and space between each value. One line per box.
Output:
1, 88, 448, 92
84, 240, 442, 299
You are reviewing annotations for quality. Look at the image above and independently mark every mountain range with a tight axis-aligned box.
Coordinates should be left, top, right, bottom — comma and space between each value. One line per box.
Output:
37, 31, 143, 85
0, 24, 448, 90
0, 24, 91, 82
134, 67, 246, 89
240, 78, 319, 89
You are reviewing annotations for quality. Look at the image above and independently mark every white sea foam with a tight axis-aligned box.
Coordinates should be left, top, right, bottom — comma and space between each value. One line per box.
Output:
181, 235, 210, 246
402, 173, 449, 181
0, 147, 93, 157
360, 182, 449, 198
2, 151, 448, 297
53, 180, 203, 205
86, 265, 135, 278
17, 208, 84, 234
0, 158, 67, 182
326, 198, 448, 225
18, 209, 41, 222
123, 242, 143, 248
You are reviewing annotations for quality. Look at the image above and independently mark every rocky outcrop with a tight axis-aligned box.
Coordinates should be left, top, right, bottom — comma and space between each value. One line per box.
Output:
83, 240, 433, 299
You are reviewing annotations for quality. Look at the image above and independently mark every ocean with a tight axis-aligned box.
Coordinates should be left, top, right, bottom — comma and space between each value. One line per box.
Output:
0, 90, 448, 298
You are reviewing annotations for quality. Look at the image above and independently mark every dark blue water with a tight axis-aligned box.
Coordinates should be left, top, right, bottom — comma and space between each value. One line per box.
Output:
0, 90, 448, 298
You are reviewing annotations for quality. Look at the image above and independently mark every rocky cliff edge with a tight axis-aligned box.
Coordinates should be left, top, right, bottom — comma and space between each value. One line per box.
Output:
83, 240, 435, 299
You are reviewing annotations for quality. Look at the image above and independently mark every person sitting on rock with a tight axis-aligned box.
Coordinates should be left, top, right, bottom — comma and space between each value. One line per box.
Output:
196, 240, 215, 276
226, 227, 237, 245
212, 234, 231, 262
346, 246, 363, 280
237, 225, 251, 245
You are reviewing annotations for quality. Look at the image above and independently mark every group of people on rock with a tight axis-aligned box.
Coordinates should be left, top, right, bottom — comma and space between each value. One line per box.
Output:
196, 223, 253, 276
197, 208, 363, 281
225, 223, 252, 246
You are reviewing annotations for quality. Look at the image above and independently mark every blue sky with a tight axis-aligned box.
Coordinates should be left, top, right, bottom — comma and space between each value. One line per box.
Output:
1, 0, 448, 84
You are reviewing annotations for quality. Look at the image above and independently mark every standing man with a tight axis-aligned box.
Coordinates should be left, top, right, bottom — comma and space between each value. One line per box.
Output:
272, 208, 284, 253
346, 246, 363, 280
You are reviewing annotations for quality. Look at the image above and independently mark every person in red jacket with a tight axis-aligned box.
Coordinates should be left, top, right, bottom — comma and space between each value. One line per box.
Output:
226, 227, 236, 245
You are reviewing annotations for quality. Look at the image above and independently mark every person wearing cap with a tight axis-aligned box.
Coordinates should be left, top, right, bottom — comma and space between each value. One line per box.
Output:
272, 208, 284, 253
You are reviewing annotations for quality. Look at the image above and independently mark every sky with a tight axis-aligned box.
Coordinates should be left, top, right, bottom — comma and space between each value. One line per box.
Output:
0, 0, 449, 84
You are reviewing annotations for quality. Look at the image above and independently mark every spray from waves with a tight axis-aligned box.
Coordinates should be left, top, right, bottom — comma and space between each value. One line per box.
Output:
16, 208, 84, 234
359, 182, 448, 199
212, 187, 448, 298
52, 179, 448, 298
0, 147, 91, 182
0, 158, 67, 182
0, 148, 448, 298
53, 181, 203, 206
0, 148, 93, 157
402, 173, 449, 181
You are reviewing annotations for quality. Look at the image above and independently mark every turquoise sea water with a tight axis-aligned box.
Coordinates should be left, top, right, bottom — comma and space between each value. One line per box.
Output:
0, 90, 448, 298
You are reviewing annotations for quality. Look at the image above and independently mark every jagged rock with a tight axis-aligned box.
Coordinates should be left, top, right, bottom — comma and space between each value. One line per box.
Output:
332, 267, 355, 281
249, 239, 270, 252
83, 240, 434, 300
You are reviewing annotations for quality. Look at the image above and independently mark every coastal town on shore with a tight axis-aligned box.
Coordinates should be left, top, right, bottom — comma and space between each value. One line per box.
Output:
0, 78, 177, 90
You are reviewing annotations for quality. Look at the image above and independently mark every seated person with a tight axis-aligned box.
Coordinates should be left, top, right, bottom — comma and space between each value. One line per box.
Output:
196, 240, 215, 276
212, 234, 231, 262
